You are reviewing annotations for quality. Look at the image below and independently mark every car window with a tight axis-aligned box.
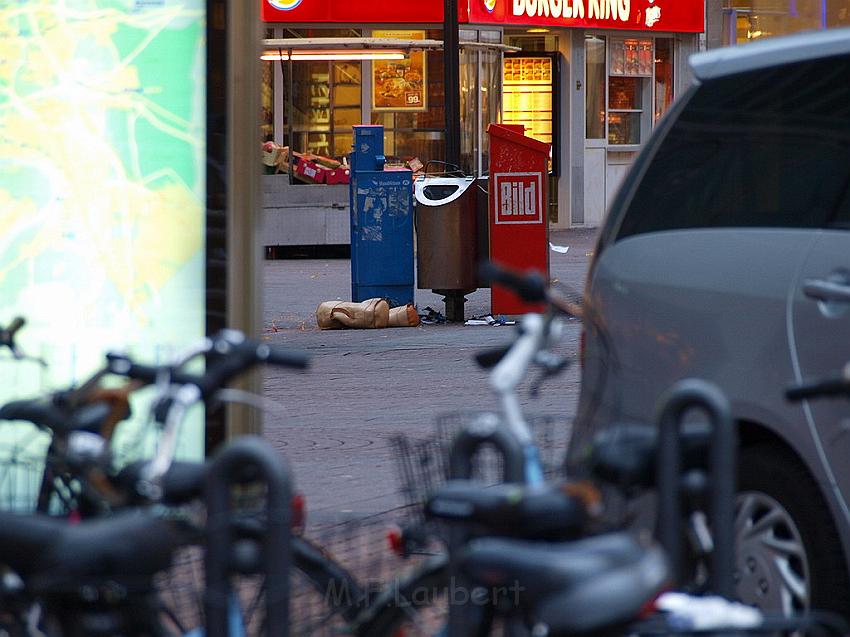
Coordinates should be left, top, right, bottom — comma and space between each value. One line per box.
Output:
615, 55, 850, 240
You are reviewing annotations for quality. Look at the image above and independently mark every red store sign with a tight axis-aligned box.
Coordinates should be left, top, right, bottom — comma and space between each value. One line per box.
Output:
262, 0, 702, 32
470, 0, 703, 32
262, 0, 465, 23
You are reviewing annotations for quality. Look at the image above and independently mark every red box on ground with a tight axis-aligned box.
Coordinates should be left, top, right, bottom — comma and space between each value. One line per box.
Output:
487, 123, 551, 315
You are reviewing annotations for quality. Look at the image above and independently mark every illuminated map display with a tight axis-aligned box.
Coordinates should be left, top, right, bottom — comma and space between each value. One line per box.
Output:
0, 0, 206, 465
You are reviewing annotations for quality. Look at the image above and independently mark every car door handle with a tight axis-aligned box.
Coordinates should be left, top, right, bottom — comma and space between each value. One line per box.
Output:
803, 279, 850, 303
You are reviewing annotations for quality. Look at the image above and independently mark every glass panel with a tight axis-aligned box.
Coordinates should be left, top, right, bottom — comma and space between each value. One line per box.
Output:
610, 38, 652, 76
333, 62, 360, 88
480, 47, 501, 173
505, 34, 558, 52
722, 0, 822, 43
306, 132, 331, 157
333, 107, 360, 129
261, 61, 274, 141
827, 1, 850, 27
608, 112, 641, 145
654, 39, 674, 123
386, 131, 445, 165
292, 61, 330, 139
333, 133, 353, 159
503, 56, 553, 146
609, 77, 642, 110
370, 41, 445, 168
585, 36, 605, 139
460, 47, 477, 174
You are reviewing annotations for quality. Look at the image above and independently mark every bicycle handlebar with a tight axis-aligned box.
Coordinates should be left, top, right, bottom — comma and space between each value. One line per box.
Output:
478, 261, 582, 319
479, 262, 547, 303
106, 330, 309, 401
0, 316, 47, 366
197, 331, 308, 400
786, 363, 850, 402
4, 317, 25, 342
105, 329, 309, 500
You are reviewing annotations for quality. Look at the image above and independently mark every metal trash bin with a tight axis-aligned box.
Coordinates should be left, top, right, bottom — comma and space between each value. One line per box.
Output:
415, 175, 479, 282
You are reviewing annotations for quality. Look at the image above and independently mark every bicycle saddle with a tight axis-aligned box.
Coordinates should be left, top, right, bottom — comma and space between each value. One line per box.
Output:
458, 532, 668, 635
0, 398, 112, 435
0, 510, 183, 591
426, 481, 587, 540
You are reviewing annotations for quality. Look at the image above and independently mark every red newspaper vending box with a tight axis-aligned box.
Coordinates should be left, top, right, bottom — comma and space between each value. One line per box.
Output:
487, 124, 551, 315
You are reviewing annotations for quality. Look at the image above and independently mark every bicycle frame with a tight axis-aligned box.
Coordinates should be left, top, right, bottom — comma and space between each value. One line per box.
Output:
488, 311, 563, 485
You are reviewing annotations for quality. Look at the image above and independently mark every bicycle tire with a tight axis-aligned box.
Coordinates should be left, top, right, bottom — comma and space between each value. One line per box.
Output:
292, 535, 367, 624
355, 552, 450, 637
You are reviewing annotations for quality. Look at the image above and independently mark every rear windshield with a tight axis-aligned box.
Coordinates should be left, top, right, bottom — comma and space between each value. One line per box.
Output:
616, 55, 850, 241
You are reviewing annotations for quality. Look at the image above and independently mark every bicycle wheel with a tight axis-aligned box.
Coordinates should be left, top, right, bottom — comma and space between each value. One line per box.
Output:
356, 552, 450, 637
291, 535, 368, 635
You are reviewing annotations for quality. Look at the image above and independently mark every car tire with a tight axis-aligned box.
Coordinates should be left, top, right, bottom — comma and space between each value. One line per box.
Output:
736, 444, 850, 618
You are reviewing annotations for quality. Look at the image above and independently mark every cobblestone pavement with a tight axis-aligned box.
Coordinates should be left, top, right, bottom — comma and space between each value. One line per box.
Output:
261, 228, 599, 525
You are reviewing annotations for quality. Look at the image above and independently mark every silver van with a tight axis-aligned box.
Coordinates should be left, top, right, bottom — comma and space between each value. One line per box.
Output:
568, 30, 850, 617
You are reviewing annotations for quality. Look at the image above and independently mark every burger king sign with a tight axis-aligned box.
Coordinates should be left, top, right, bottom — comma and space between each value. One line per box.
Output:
268, 0, 303, 9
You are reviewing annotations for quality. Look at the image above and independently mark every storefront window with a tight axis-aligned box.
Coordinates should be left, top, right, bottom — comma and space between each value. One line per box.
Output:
585, 36, 673, 147
721, 0, 825, 45
372, 40, 445, 168
585, 36, 606, 139
607, 38, 651, 146
269, 27, 501, 177
279, 28, 362, 161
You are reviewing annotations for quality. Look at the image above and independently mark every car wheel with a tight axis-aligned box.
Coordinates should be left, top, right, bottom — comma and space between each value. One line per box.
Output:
736, 444, 850, 618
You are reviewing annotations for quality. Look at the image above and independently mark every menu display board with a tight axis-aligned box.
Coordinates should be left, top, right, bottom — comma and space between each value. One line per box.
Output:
372, 30, 427, 111
502, 56, 554, 147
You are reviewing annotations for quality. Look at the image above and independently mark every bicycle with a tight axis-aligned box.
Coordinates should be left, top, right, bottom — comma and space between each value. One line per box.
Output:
376, 264, 848, 637
0, 328, 450, 637
0, 329, 313, 636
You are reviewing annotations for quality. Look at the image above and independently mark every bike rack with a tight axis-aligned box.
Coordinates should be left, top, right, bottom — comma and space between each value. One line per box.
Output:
205, 436, 292, 637
447, 420, 525, 482
443, 421, 525, 637
656, 379, 736, 599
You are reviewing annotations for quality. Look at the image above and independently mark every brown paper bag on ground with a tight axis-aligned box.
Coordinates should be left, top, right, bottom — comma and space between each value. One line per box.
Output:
316, 298, 389, 329
388, 304, 420, 327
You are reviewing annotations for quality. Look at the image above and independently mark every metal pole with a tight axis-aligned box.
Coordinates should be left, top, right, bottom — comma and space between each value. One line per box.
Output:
442, 0, 467, 321
443, 0, 461, 169
286, 50, 295, 185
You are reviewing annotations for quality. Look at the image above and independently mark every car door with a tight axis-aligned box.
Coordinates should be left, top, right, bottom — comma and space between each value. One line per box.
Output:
791, 226, 850, 506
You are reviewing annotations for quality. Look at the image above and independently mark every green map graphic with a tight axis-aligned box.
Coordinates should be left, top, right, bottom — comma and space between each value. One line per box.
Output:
0, 0, 206, 477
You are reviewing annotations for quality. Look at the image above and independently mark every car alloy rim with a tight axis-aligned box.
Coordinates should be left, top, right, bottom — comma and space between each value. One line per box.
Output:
734, 491, 810, 614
